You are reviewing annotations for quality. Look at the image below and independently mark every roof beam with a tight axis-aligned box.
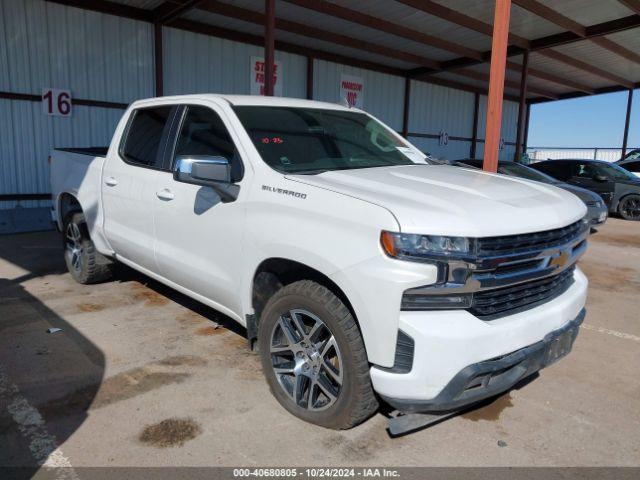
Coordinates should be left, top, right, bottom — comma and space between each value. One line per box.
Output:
514, 0, 640, 66
448, 68, 557, 99
282, 0, 483, 60
395, 0, 530, 49
394, 0, 598, 92
505, 60, 594, 94
153, 0, 207, 24
45, 0, 152, 21
512, 0, 585, 36
537, 49, 635, 88
170, 17, 404, 76
528, 81, 640, 104
199, 0, 441, 69
618, 0, 640, 15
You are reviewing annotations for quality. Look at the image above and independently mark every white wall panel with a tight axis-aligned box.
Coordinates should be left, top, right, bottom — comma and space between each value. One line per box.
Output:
475, 96, 520, 160
0, 0, 154, 102
163, 27, 307, 99
477, 96, 520, 142
312, 60, 404, 131
408, 80, 475, 138
407, 137, 471, 161
0, 99, 122, 207
0, 0, 153, 206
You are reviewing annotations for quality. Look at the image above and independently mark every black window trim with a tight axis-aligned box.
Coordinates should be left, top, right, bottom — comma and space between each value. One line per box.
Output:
118, 105, 180, 172
164, 103, 245, 183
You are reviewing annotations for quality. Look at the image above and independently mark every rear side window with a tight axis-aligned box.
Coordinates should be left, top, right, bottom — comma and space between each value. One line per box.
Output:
623, 160, 640, 172
536, 162, 570, 181
173, 105, 243, 182
121, 106, 174, 167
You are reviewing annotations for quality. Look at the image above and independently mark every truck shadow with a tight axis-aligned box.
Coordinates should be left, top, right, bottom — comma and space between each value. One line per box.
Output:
112, 263, 247, 338
0, 231, 105, 474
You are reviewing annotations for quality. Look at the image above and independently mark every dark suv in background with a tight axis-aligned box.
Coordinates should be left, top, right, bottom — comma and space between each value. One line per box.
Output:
530, 159, 640, 221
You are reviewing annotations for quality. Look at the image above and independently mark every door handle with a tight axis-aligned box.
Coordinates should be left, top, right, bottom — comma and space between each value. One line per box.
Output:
156, 188, 175, 201
104, 177, 118, 187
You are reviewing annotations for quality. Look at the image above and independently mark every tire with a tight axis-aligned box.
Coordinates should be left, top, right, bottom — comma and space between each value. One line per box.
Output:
63, 212, 114, 284
258, 280, 378, 429
618, 194, 640, 221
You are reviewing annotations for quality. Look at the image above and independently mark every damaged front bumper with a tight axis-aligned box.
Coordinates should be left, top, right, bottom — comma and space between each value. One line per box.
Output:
385, 309, 584, 435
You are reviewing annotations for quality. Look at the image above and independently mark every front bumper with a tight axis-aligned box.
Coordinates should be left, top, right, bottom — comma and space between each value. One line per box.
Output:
370, 267, 588, 407
587, 204, 608, 225
381, 308, 584, 413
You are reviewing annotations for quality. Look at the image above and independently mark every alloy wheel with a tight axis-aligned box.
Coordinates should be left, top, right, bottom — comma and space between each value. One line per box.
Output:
269, 309, 343, 411
65, 222, 83, 273
620, 196, 640, 220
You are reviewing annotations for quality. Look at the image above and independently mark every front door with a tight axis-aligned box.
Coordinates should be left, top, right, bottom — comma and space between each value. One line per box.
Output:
153, 103, 249, 317
102, 105, 177, 272
568, 162, 616, 207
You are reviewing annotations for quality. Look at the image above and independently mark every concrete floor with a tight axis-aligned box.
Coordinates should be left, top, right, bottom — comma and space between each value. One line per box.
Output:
0, 219, 639, 467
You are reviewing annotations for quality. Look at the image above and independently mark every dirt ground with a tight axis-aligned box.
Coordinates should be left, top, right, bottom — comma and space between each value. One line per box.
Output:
0, 218, 639, 468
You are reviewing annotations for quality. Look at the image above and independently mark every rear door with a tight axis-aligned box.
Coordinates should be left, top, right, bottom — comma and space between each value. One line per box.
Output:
568, 162, 616, 207
102, 105, 177, 272
152, 102, 249, 316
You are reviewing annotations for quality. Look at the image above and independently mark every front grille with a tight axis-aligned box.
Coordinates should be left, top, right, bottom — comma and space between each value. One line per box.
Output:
585, 200, 600, 207
477, 220, 584, 256
470, 266, 575, 319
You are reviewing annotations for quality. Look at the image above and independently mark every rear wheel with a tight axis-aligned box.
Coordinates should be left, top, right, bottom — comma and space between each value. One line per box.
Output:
618, 194, 640, 221
63, 212, 114, 284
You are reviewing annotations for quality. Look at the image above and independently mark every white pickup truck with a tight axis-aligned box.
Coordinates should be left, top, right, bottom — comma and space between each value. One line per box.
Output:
51, 94, 588, 433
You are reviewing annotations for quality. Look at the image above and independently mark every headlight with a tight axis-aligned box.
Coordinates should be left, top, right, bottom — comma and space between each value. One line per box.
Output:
381, 231, 472, 261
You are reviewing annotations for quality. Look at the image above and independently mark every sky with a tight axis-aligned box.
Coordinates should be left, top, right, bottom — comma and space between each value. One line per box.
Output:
528, 90, 639, 148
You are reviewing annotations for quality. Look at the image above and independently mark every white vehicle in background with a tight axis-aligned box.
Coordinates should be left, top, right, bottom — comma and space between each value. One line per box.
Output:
50, 95, 588, 434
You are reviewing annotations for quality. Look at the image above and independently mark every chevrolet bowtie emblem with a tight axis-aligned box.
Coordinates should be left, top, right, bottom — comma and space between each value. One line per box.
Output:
549, 249, 570, 269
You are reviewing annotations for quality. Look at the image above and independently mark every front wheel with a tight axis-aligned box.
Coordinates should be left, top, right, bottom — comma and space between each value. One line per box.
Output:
618, 194, 640, 221
258, 280, 378, 429
63, 212, 114, 284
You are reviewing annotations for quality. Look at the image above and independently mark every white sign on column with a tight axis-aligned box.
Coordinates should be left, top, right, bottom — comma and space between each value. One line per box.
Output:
339, 74, 364, 108
250, 56, 283, 96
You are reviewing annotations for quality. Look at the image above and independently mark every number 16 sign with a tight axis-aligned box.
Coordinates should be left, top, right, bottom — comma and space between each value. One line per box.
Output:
42, 89, 72, 117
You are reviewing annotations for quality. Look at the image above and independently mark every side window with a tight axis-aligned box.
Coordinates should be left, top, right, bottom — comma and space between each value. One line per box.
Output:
537, 162, 569, 181
174, 106, 243, 182
575, 163, 598, 178
623, 161, 640, 173
121, 106, 174, 167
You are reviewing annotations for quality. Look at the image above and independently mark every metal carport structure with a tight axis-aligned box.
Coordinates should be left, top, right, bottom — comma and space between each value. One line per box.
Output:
0, 0, 638, 230
45, 0, 640, 163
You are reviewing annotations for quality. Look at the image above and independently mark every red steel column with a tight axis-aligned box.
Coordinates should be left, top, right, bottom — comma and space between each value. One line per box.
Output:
402, 76, 411, 138
264, 0, 276, 96
483, 0, 511, 172
515, 50, 529, 160
622, 88, 634, 157
306, 56, 314, 100
470, 92, 480, 158
154, 23, 163, 97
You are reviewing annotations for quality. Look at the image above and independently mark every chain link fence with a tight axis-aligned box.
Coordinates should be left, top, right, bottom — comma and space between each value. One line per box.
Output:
526, 147, 638, 163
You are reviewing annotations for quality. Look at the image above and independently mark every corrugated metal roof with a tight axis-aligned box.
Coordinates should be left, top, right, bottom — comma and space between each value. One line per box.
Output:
537, 0, 633, 26
181, 8, 419, 69
109, 0, 639, 101
432, 0, 564, 39
553, 39, 640, 83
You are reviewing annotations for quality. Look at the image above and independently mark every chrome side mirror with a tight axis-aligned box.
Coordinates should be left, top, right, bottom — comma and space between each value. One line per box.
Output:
173, 155, 239, 202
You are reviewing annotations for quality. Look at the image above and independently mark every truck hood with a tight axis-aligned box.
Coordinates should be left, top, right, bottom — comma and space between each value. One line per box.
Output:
288, 164, 586, 237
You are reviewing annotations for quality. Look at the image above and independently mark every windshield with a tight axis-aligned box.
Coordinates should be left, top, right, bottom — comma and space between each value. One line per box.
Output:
498, 162, 558, 184
586, 162, 638, 181
233, 106, 417, 174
